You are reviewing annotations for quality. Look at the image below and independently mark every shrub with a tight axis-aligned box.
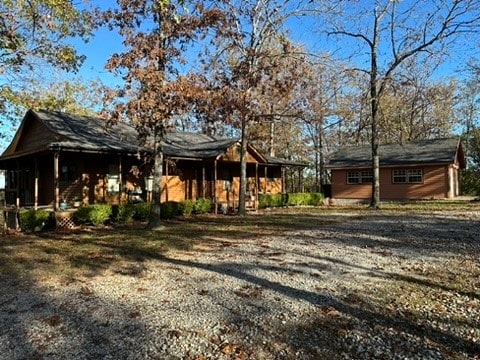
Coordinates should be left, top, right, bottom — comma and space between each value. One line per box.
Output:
20, 209, 51, 232
73, 206, 91, 224
287, 193, 324, 206
89, 204, 112, 225
462, 169, 480, 196
181, 199, 195, 216
160, 201, 182, 219
259, 193, 324, 209
194, 198, 212, 214
132, 202, 152, 221
74, 204, 112, 226
259, 193, 285, 208
308, 193, 324, 206
112, 204, 136, 224
287, 193, 308, 206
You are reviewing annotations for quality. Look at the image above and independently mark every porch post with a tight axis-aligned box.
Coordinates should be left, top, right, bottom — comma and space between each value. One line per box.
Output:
34, 157, 39, 210
255, 162, 259, 210
298, 168, 302, 193
202, 161, 206, 198
214, 160, 217, 212
118, 155, 123, 204
264, 166, 267, 193
54, 152, 59, 210
15, 160, 19, 208
281, 166, 285, 194
165, 157, 169, 202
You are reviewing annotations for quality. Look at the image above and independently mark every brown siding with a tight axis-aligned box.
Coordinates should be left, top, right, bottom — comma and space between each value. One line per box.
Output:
16, 117, 57, 153
381, 165, 448, 200
331, 170, 372, 199
218, 144, 259, 163
160, 161, 284, 209
331, 165, 450, 200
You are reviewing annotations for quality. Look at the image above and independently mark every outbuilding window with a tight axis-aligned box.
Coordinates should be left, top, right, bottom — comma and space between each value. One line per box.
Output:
347, 171, 372, 184
392, 169, 423, 184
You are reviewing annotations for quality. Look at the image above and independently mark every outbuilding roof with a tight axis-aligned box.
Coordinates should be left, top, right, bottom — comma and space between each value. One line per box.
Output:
327, 138, 465, 169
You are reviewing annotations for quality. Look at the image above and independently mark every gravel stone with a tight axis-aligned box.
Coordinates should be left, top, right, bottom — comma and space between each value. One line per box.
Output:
1, 210, 479, 359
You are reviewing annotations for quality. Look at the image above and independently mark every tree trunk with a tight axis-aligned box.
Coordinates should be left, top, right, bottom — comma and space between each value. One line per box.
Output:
370, 12, 381, 209
318, 122, 324, 194
238, 116, 248, 216
148, 128, 164, 230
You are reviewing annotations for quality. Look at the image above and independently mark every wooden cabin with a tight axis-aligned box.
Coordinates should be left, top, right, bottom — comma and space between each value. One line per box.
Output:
326, 138, 466, 201
0, 110, 305, 212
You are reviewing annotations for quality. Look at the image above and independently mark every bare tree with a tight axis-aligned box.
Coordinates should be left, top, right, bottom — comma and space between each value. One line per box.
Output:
205, 0, 299, 215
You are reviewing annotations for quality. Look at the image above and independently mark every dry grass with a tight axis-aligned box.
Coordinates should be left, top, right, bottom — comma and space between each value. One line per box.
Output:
1, 199, 479, 282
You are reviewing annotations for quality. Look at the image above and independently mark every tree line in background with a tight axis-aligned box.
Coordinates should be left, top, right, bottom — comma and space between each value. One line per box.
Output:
1, 0, 480, 219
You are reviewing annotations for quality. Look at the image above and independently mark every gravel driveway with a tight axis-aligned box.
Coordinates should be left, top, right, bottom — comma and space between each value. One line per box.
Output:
1, 210, 479, 359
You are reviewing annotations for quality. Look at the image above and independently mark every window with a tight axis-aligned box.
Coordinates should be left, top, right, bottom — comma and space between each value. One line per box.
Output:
61, 165, 76, 181
392, 169, 423, 184
347, 171, 372, 184
223, 169, 232, 191
6, 170, 16, 188
0, 170, 4, 190
107, 164, 120, 194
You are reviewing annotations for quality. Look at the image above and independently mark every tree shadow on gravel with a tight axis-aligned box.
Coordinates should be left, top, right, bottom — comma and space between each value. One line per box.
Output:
2, 210, 479, 358
0, 271, 151, 359
96, 239, 480, 358
160, 254, 480, 358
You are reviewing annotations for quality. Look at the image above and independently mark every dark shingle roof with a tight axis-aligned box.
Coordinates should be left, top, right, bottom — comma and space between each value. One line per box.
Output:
265, 155, 308, 167
38, 110, 243, 159
36, 110, 141, 154
0, 110, 307, 167
0, 110, 282, 164
327, 138, 464, 168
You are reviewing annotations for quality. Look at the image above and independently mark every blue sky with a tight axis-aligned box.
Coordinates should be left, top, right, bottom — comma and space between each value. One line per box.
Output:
1, 1, 479, 153
70, 1, 477, 86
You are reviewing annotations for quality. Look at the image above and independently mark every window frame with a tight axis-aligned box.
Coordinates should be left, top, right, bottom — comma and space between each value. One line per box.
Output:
346, 170, 373, 185
392, 168, 423, 184
107, 164, 121, 195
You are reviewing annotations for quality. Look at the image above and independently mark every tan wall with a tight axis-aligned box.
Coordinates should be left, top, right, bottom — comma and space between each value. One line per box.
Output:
160, 169, 283, 208
218, 145, 259, 163
331, 165, 450, 200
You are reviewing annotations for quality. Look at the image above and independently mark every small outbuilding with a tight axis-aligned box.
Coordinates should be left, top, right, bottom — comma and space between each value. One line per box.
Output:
326, 138, 466, 201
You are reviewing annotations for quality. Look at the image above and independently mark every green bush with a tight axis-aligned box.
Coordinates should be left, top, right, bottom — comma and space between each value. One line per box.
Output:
287, 193, 308, 206
73, 206, 91, 224
20, 209, 51, 232
462, 169, 480, 196
160, 201, 182, 219
90, 204, 112, 225
308, 193, 324, 206
74, 204, 112, 226
181, 199, 195, 216
287, 193, 325, 206
112, 204, 136, 224
132, 202, 152, 221
259, 193, 324, 209
194, 198, 212, 214
259, 193, 285, 208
